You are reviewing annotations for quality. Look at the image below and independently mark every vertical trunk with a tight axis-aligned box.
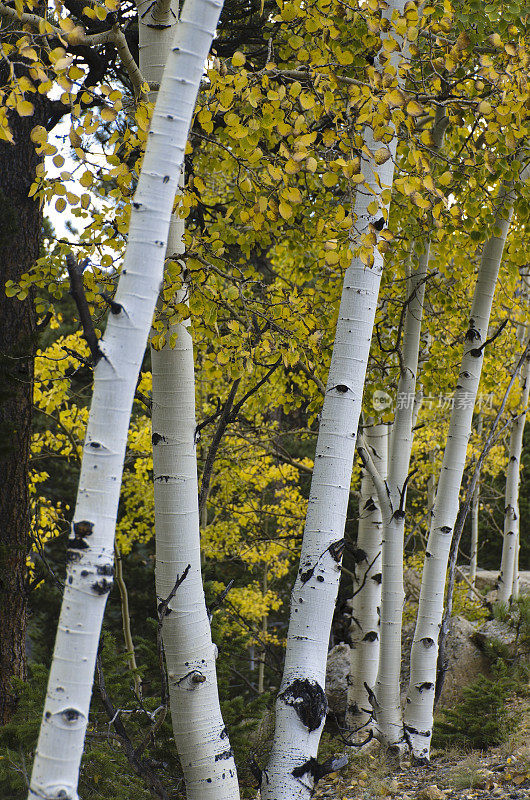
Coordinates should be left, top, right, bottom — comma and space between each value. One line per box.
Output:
140, 1, 239, 792
262, 9, 406, 795
28, 3, 223, 796
468, 416, 482, 597
0, 105, 43, 722
403, 168, 527, 762
374, 109, 447, 751
346, 421, 388, 738
497, 348, 530, 604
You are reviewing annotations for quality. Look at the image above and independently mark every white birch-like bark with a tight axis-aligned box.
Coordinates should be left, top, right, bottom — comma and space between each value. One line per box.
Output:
468, 416, 482, 596
28, 2, 223, 797
261, 7, 406, 796
346, 421, 389, 737
373, 110, 447, 751
151, 307, 239, 798
137, 1, 239, 793
497, 294, 530, 604
403, 167, 529, 761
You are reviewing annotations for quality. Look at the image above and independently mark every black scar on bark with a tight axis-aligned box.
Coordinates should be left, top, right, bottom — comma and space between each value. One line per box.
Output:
328, 539, 345, 562
465, 319, 481, 341
416, 681, 434, 692
66, 551, 82, 563
278, 679, 328, 732
363, 631, 378, 642
371, 572, 382, 584
152, 432, 167, 446
439, 525, 452, 534
332, 384, 349, 393
421, 637, 435, 648
215, 748, 233, 761
299, 563, 315, 584
404, 723, 431, 738
68, 520, 94, 551
92, 578, 113, 595
97, 564, 114, 577
364, 497, 377, 513
154, 475, 172, 482
63, 708, 81, 722
425, 551, 432, 558
292, 754, 348, 783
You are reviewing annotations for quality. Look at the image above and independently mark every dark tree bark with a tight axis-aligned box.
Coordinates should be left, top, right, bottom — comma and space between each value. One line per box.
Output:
0, 96, 45, 723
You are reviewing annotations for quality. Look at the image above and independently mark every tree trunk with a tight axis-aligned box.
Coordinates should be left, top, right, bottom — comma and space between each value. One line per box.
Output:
346, 421, 388, 738
262, 8, 406, 794
403, 166, 528, 762
0, 105, 43, 722
497, 332, 530, 604
28, 2, 223, 795
468, 415, 482, 597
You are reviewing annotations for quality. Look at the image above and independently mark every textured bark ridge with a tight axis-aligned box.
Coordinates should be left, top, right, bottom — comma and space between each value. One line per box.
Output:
0, 93, 47, 723
28, 0, 224, 796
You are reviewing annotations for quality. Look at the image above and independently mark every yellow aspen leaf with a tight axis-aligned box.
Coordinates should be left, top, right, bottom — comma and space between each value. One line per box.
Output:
81, 193, 90, 209
439, 171, 452, 186
374, 147, 391, 165
67, 192, 79, 205
489, 33, 503, 47
101, 106, 117, 122
17, 100, 34, 116
478, 100, 492, 115
322, 172, 338, 187
306, 156, 317, 172
299, 93, 315, 110
284, 159, 299, 174
53, 155, 65, 167
232, 51, 246, 66
95, 5, 108, 19
505, 130, 516, 149
30, 125, 47, 143
423, 174, 435, 192
59, 17, 75, 32
386, 89, 405, 107
54, 56, 74, 72
21, 46, 38, 61
55, 198, 66, 212
505, 43, 517, 56
279, 201, 292, 219
406, 99, 423, 116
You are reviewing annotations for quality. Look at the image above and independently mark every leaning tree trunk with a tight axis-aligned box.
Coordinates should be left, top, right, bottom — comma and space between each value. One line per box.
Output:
261, 6, 406, 796
0, 105, 44, 723
403, 165, 528, 762
346, 421, 388, 739
28, 1, 224, 796
138, 0, 239, 792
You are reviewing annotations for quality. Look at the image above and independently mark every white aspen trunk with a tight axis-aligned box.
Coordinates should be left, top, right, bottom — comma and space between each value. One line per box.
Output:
28, 2, 224, 797
369, 110, 447, 751
468, 415, 482, 597
137, 0, 239, 793
151, 306, 239, 798
403, 170, 528, 762
497, 348, 530, 604
346, 421, 389, 738
261, 8, 406, 796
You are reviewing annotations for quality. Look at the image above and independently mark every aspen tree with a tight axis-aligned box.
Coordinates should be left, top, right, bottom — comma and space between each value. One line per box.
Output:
498, 273, 530, 604
28, 0, 224, 796
261, 2, 408, 795
133, 0, 240, 792
404, 161, 530, 761
346, 421, 389, 738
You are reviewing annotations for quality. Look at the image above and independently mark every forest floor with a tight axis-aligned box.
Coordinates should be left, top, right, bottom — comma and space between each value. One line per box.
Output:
313, 697, 530, 800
